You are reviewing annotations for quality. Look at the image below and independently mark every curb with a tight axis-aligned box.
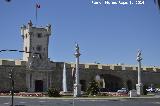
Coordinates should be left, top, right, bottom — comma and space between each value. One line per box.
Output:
0, 96, 159, 100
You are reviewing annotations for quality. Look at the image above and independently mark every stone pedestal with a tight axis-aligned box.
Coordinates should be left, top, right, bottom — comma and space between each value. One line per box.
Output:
136, 83, 143, 95
74, 84, 81, 97
129, 90, 138, 97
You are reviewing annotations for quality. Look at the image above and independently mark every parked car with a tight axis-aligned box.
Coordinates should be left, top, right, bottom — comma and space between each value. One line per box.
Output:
117, 88, 128, 94
155, 88, 160, 92
146, 87, 156, 92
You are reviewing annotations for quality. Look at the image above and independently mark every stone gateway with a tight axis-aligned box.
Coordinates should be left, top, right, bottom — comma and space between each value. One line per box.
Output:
0, 21, 160, 93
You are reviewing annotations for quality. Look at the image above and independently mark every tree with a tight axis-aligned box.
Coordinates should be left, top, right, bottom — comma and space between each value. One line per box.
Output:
86, 80, 100, 96
47, 87, 61, 97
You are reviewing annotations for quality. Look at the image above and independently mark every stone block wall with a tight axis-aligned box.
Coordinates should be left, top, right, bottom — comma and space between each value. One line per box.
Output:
0, 65, 27, 92
0, 60, 160, 92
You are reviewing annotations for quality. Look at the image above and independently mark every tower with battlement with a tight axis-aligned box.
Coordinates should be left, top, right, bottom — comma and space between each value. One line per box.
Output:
21, 20, 51, 69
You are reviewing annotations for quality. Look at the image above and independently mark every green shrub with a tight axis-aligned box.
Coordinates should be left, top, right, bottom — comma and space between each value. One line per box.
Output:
47, 87, 60, 97
86, 80, 100, 96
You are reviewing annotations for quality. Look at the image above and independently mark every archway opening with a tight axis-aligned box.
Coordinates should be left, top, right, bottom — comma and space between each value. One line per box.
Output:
127, 80, 132, 90
102, 74, 122, 92
35, 80, 43, 92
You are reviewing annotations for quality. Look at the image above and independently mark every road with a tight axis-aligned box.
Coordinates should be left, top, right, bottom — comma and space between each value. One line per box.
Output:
0, 96, 160, 106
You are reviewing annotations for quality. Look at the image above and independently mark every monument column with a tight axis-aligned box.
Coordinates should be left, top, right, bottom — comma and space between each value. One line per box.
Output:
74, 43, 81, 97
136, 50, 143, 95
63, 63, 67, 92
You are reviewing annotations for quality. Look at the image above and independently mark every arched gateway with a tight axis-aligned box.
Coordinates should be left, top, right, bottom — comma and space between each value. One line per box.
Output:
101, 74, 123, 92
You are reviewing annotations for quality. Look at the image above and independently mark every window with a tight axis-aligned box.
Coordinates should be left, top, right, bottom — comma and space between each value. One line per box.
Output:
37, 33, 42, 38
25, 34, 27, 38
36, 45, 42, 51
25, 47, 27, 51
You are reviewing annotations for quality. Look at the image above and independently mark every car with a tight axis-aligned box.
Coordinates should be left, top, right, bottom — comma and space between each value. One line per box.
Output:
117, 88, 128, 94
155, 88, 160, 92
146, 87, 156, 92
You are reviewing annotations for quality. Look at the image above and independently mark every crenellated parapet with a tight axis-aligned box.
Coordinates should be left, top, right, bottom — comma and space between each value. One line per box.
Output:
21, 20, 51, 37
2, 60, 159, 72
0, 59, 26, 66
65, 62, 160, 72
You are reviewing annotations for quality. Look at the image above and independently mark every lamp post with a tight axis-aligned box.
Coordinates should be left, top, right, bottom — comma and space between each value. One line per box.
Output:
136, 50, 143, 95
0, 49, 20, 106
0, 49, 40, 105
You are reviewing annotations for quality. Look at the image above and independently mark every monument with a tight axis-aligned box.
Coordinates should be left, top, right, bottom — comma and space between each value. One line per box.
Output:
73, 43, 81, 97
62, 63, 67, 92
136, 50, 143, 95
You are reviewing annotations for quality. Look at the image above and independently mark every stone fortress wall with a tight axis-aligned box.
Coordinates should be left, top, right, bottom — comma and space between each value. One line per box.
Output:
0, 59, 160, 92
0, 20, 160, 93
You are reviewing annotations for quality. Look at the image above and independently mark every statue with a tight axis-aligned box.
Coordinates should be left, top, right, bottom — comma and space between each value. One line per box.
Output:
75, 43, 79, 52
28, 20, 33, 26
136, 49, 143, 95
137, 50, 142, 62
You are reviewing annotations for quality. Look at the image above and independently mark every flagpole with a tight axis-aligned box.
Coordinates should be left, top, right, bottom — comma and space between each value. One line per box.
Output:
35, 3, 40, 26
35, 4, 37, 26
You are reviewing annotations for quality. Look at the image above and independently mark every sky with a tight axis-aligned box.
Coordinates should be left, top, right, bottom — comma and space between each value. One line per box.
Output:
0, 0, 160, 66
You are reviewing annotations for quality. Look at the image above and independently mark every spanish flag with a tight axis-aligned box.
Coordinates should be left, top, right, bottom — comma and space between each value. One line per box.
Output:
36, 3, 40, 8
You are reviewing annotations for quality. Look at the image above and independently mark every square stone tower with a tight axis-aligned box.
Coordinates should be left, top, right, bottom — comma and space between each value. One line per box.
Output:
21, 20, 51, 69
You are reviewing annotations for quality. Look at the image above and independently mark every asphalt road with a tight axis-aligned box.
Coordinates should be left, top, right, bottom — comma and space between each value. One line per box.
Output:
0, 96, 160, 106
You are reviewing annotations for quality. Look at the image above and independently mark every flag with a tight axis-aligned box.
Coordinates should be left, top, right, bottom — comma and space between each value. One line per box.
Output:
36, 3, 40, 8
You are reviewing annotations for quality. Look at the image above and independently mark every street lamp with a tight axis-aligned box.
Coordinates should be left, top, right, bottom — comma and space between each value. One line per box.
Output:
0, 49, 19, 106
0, 49, 36, 105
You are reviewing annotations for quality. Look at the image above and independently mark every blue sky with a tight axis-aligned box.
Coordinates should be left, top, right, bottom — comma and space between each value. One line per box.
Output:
0, 0, 160, 66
